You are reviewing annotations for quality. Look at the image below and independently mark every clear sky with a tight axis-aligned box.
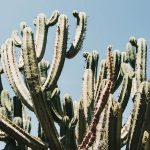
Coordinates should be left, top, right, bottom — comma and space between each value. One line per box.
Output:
0, 0, 150, 149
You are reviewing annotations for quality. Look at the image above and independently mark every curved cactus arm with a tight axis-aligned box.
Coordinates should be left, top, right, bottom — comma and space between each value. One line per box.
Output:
49, 88, 63, 124
135, 38, 147, 88
91, 50, 99, 85
0, 114, 48, 150
78, 80, 112, 149
121, 114, 132, 148
4, 39, 33, 111
1, 43, 33, 111
34, 13, 48, 62
120, 62, 135, 78
42, 14, 68, 91
66, 11, 87, 59
126, 82, 148, 150
46, 10, 60, 26
118, 73, 132, 112
82, 69, 94, 123
11, 30, 22, 47
22, 27, 63, 149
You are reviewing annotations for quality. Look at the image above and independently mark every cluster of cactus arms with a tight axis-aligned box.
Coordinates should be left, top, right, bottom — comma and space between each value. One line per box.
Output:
0, 10, 150, 150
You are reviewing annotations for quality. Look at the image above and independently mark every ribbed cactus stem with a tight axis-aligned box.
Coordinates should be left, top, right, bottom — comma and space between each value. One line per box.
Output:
78, 80, 112, 149
42, 14, 68, 91
106, 46, 115, 82
66, 11, 87, 59
1, 41, 33, 111
136, 38, 147, 87
22, 27, 63, 149
0, 114, 47, 150
82, 69, 94, 123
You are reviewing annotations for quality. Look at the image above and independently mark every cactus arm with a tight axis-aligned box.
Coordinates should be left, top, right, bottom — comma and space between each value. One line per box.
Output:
136, 82, 150, 149
1, 43, 33, 111
106, 46, 115, 82
113, 50, 121, 81
63, 94, 74, 120
42, 14, 68, 91
66, 11, 87, 59
118, 73, 132, 112
0, 114, 47, 150
46, 10, 60, 26
94, 96, 112, 150
5, 39, 33, 111
94, 59, 107, 98
126, 42, 136, 69
34, 10, 60, 61
78, 80, 112, 149
126, 82, 147, 150
135, 38, 147, 87
34, 13, 48, 62
82, 69, 94, 123
22, 27, 63, 149
11, 30, 22, 47
76, 99, 87, 145
108, 101, 122, 150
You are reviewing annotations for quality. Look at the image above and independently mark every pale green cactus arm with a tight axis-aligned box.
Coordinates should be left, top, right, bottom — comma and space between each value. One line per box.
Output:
11, 30, 22, 47
76, 98, 87, 145
94, 95, 112, 150
66, 10, 87, 59
120, 62, 134, 78
42, 14, 68, 91
82, 69, 94, 124
3, 39, 33, 111
118, 73, 132, 112
126, 82, 148, 150
1, 90, 12, 119
135, 38, 147, 88
94, 59, 107, 98
34, 11, 60, 62
113, 50, 121, 81
0, 114, 47, 150
108, 101, 122, 150
78, 80, 112, 149
126, 42, 136, 69
22, 27, 63, 149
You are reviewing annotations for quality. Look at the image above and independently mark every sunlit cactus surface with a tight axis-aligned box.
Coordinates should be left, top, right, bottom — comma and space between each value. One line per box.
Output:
0, 10, 150, 150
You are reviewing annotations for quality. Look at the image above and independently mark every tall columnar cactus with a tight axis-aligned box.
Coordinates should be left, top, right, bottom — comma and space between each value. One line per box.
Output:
0, 10, 150, 150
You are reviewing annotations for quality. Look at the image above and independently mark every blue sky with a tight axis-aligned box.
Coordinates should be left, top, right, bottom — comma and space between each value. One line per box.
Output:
0, 0, 150, 149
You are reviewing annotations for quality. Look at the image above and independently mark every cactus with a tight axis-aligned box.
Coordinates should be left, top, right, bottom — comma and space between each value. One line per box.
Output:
0, 10, 150, 150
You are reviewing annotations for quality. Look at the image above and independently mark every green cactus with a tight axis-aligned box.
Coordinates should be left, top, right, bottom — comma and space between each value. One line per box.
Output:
0, 10, 150, 150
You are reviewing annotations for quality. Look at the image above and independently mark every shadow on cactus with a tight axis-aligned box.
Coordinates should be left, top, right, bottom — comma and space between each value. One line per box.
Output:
0, 10, 150, 150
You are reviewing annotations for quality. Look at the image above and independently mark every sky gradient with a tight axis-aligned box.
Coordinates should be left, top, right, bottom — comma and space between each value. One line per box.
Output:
0, 0, 150, 149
